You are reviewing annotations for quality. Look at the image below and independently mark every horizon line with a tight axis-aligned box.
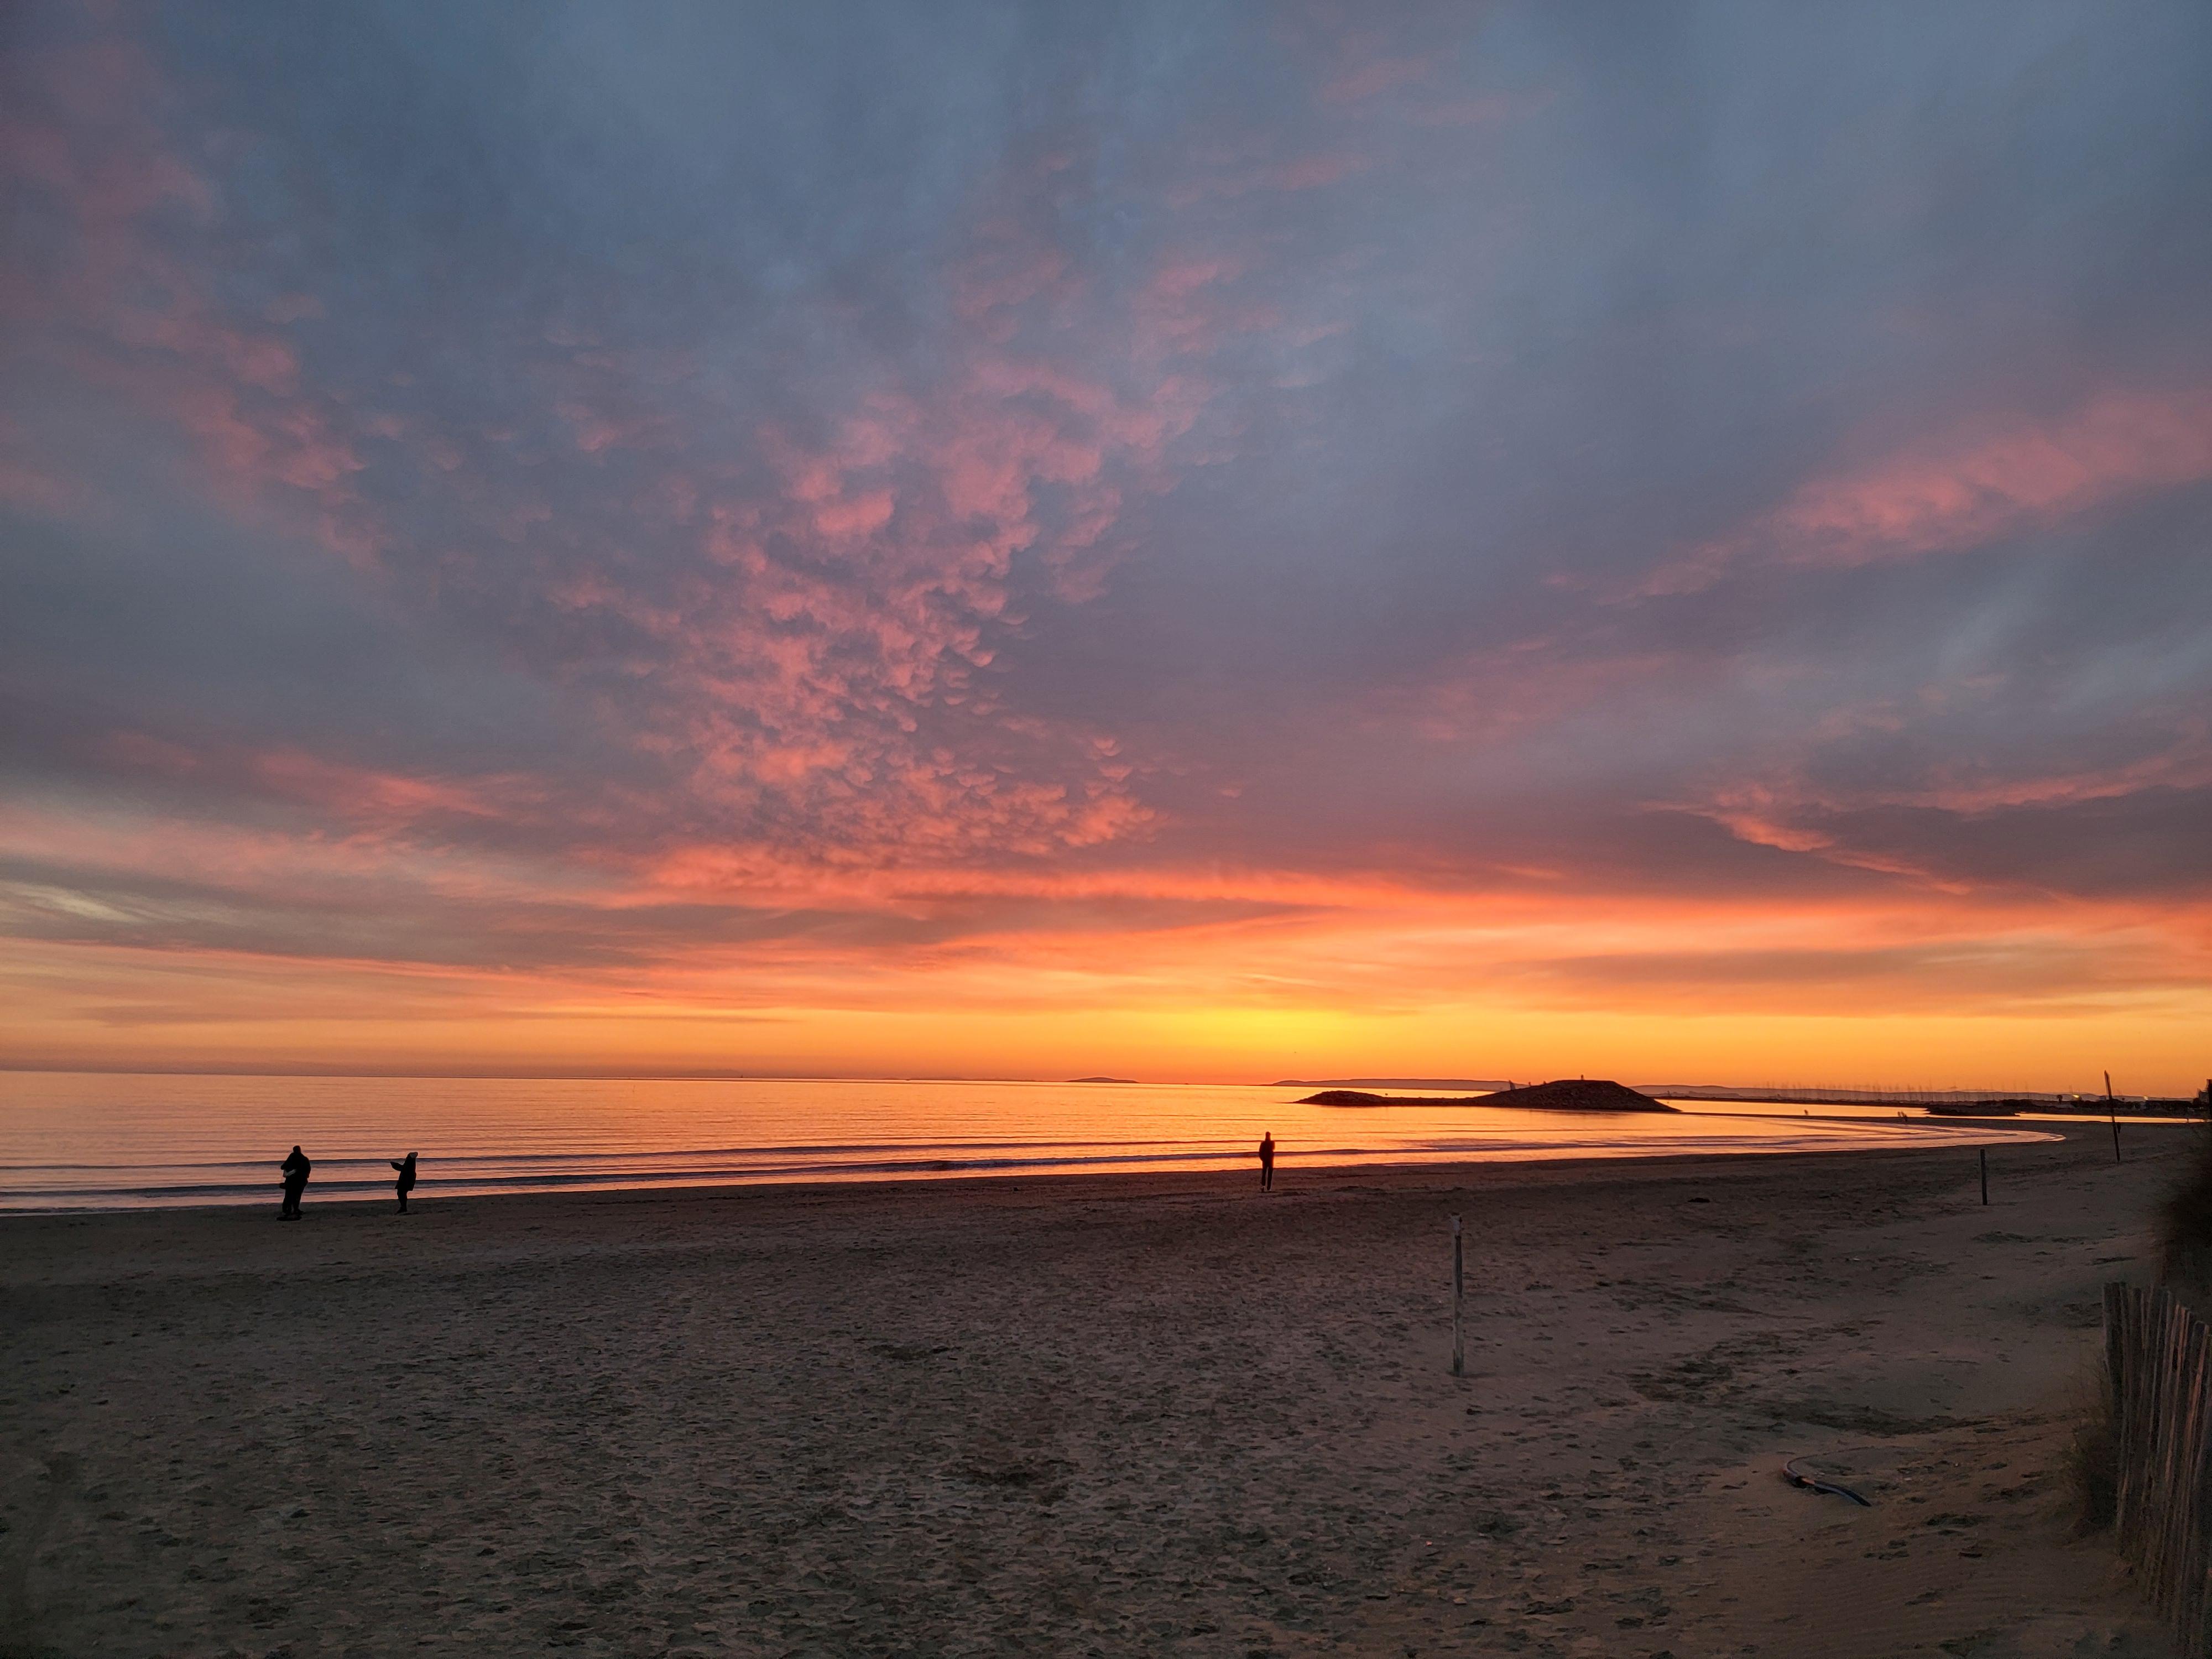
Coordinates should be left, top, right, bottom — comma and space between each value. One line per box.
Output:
0, 1062, 2161, 1097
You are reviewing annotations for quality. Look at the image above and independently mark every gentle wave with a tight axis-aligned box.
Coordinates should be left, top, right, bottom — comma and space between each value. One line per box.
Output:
0, 1136, 1239, 1175
0, 1142, 1491, 1203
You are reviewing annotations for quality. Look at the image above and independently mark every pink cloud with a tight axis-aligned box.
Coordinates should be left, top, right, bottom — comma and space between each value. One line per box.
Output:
93, 731, 547, 836
524, 319, 1215, 879
1133, 256, 1252, 358
1, 20, 391, 565
247, 750, 515, 823
1270, 153, 1371, 190
1412, 90, 1554, 128
556, 397, 669, 455
1320, 55, 1433, 104
2, 28, 1295, 916
812, 489, 898, 540
0, 410, 84, 515
1165, 151, 1372, 206
1646, 387, 2212, 594
953, 227, 1076, 339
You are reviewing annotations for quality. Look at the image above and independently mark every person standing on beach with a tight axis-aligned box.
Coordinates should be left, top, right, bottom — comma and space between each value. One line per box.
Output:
279, 1145, 311, 1219
1258, 1131, 1276, 1192
390, 1151, 418, 1214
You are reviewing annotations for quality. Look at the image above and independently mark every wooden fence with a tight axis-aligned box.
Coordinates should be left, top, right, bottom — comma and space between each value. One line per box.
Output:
2106, 1281, 2212, 1652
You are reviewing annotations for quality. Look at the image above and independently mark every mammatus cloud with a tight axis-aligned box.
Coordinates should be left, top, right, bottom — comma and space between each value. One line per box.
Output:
2, 0, 2209, 1086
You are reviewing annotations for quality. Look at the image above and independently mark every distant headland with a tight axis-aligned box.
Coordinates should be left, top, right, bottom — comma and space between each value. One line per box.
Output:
1273, 1077, 2204, 1114
1069, 1076, 1139, 1084
1272, 1077, 1510, 1090
1301, 1079, 1674, 1113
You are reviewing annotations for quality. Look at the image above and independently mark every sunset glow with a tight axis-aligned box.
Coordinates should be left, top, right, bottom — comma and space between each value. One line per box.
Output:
4, 3, 2208, 1091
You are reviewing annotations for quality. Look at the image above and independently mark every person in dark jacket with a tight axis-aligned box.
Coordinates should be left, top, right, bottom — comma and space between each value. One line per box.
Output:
279, 1145, 311, 1219
390, 1151, 418, 1214
1258, 1131, 1276, 1192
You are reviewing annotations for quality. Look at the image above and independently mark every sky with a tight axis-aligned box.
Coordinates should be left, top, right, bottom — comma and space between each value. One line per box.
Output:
3, 1, 2209, 1091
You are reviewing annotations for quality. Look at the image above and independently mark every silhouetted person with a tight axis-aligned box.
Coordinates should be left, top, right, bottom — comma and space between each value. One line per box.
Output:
390, 1151, 419, 1213
279, 1145, 311, 1219
1258, 1131, 1276, 1192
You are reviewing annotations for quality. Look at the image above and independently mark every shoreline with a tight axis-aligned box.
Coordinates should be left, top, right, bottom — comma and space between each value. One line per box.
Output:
4, 1110, 2070, 1230
0, 1112, 2060, 1221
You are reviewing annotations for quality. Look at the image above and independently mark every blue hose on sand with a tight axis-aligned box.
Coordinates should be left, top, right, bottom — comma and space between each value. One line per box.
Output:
1783, 1454, 1873, 1506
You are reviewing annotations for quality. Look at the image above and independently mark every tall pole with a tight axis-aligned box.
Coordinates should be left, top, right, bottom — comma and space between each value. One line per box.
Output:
2107, 1070, 2121, 1164
1979, 1147, 1989, 1206
1451, 1215, 1464, 1378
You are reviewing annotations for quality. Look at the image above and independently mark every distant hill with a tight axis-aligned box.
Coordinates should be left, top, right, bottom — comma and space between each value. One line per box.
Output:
1270, 1077, 1510, 1091
1069, 1076, 1138, 1084
1303, 1079, 1674, 1113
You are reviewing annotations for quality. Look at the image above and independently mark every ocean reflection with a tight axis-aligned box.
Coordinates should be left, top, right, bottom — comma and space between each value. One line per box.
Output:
0, 1073, 2058, 1211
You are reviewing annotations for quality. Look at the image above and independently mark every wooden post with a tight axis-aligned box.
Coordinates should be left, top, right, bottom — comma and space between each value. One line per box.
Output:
1451, 1214, 1464, 1378
1980, 1147, 1989, 1206
2109, 1070, 2122, 1164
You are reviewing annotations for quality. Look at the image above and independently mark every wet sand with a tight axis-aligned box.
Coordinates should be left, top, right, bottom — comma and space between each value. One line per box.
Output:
0, 1123, 2190, 1657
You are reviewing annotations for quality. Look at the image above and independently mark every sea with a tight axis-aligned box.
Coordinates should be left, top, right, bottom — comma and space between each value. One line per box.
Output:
0, 1071, 2064, 1213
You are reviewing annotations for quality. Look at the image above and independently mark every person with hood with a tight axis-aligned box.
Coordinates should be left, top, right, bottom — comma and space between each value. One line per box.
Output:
1258, 1131, 1276, 1192
390, 1151, 419, 1214
279, 1145, 311, 1219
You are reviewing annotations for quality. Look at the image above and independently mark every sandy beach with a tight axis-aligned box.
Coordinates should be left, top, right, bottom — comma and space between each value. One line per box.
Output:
0, 1124, 2191, 1658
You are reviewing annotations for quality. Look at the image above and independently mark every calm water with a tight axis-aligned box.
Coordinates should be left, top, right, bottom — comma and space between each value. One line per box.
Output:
0, 1073, 2060, 1212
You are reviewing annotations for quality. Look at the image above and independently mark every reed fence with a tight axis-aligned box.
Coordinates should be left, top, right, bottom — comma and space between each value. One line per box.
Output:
2106, 1281, 2212, 1652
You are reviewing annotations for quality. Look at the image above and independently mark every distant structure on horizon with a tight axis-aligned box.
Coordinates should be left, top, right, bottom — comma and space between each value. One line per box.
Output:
1268, 1077, 2206, 1113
